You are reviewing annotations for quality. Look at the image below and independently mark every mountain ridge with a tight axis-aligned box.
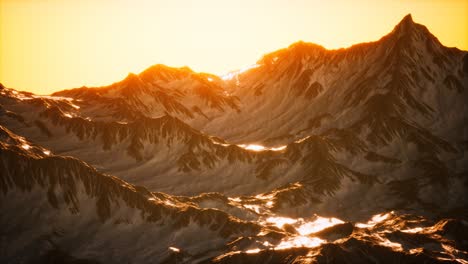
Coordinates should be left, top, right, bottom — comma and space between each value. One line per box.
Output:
1, 15, 466, 216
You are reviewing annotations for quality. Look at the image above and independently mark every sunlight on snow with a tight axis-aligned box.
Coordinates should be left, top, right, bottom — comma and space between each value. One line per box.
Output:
296, 217, 344, 235
380, 239, 403, 251
265, 217, 298, 228
71, 103, 80, 109
168, 247, 180, 253
264, 216, 344, 234
243, 204, 262, 214
255, 193, 275, 200
228, 197, 242, 203
275, 236, 325, 250
220, 64, 260, 80
212, 140, 286, 152
239, 144, 266, 151
245, 248, 261, 254
21, 144, 30, 150
271, 146, 287, 151
31, 95, 81, 109
377, 235, 403, 251
245, 237, 325, 253
164, 200, 176, 207
401, 227, 424, 233
356, 212, 392, 228
267, 214, 397, 251
238, 144, 287, 152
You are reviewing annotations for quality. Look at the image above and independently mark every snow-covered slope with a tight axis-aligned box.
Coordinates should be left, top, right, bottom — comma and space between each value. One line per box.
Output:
1, 86, 376, 209
1, 127, 466, 263
202, 15, 467, 144
0, 125, 261, 263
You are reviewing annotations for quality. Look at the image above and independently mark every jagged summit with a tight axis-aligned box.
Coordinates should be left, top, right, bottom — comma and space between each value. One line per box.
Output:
400, 13, 414, 25
121, 72, 144, 88
388, 13, 439, 44
395, 14, 416, 31
251, 14, 446, 72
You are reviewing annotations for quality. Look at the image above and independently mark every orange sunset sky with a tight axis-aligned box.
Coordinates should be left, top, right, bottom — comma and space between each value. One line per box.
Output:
1, 0, 467, 95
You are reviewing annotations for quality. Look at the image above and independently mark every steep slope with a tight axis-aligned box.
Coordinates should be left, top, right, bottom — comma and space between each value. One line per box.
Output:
1, 126, 466, 263
202, 15, 467, 145
0, 89, 370, 202
0, 125, 261, 263
1, 128, 466, 263
1, 84, 466, 220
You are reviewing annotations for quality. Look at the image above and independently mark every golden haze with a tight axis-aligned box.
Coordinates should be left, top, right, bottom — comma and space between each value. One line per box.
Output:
1, 0, 467, 94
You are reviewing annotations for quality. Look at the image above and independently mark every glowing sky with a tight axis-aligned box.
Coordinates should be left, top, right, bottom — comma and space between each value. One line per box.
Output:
1, 0, 467, 94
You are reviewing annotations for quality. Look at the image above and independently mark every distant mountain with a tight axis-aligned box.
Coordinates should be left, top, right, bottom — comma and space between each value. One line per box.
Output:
53, 64, 239, 121
1, 14, 467, 263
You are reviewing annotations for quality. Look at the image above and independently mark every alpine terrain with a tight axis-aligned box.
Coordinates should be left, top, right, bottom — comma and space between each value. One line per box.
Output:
1, 15, 467, 263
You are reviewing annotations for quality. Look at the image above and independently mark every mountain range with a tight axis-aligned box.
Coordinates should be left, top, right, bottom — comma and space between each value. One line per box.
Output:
1, 14, 467, 263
